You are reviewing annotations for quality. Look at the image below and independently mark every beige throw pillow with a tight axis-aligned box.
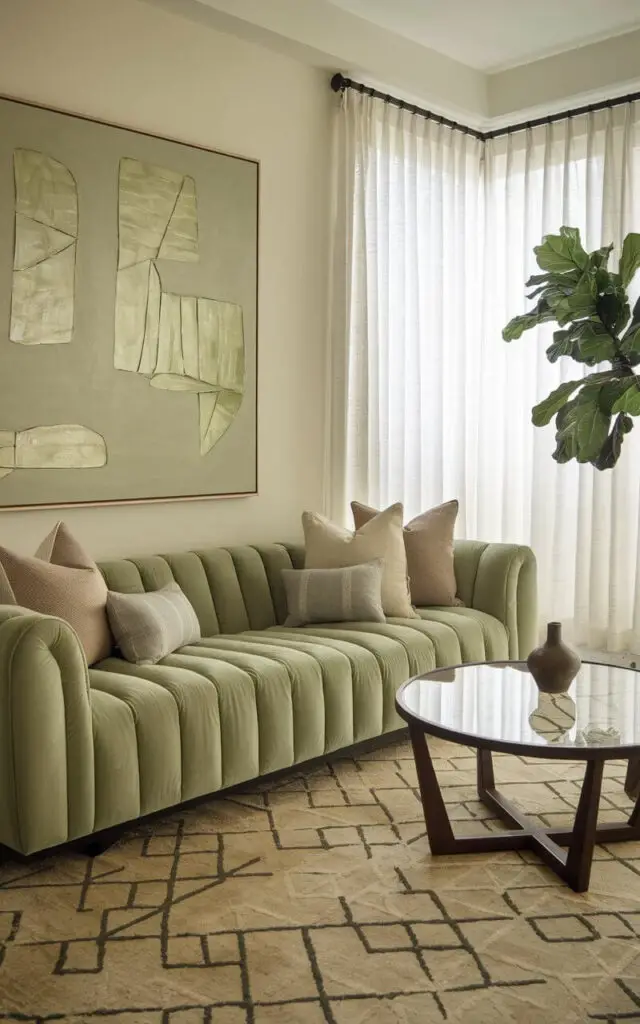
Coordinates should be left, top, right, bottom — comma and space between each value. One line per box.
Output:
352, 499, 461, 607
302, 503, 416, 618
0, 522, 112, 664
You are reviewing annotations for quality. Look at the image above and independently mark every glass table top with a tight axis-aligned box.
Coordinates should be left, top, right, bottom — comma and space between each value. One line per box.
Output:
396, 661, 640, 755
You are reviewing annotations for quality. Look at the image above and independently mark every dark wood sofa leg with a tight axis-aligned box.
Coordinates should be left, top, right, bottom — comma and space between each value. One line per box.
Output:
74, 828, 121, 858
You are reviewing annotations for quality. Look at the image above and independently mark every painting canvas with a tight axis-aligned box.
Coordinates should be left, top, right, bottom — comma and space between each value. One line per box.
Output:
0, 97, 258, 508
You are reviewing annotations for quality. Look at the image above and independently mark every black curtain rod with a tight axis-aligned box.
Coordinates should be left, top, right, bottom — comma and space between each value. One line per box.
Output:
330, 72, 640, 142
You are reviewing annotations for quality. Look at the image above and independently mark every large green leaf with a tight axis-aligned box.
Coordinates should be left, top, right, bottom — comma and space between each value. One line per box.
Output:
525, 269, 581, 288
525, 283, 568, 305
619, 232, 640, 288
597, 378, 635, 413
621, 296, 640, 352
553, 273, 598, 325
551, 390, 610, 464
612, 382, 640, 415
531, 380, 582, 426
502, 300, 554, 341
534, 227, 588, 274
574, 394, 611, 461
597, 291, 631, 334
546, 325, 611, 366
621, 324, 640, 354
575, 322, 616, 363
589, 245, 614, 270
592, 413, 633, 470
546, 329, 577, 363
552, 398, 582, 463
594, 267, 621, 294
553, 434, 577, 463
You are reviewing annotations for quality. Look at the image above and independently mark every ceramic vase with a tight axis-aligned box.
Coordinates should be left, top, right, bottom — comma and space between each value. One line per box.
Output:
527, 621, 581, 694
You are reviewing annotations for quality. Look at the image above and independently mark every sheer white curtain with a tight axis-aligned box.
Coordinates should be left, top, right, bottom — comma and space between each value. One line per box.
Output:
328, 90, 640, 652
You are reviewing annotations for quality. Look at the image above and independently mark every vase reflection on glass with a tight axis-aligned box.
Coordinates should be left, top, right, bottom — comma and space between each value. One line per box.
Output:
529, 692, 577, 744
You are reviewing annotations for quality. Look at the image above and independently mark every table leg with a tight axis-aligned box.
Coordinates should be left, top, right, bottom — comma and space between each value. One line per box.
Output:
563, 759, 604, 893
477, 747, 606, 892
408, 731, 630, 892
477, 748, 495, 791
629, 787, 640, 828
625, 759, 640, 802
409, 723, 457, 854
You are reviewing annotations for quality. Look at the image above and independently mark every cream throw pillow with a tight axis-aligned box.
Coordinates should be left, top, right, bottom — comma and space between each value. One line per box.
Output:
302, 503, 416, 618
352, 499, 461, 607
0, 522, 112, 665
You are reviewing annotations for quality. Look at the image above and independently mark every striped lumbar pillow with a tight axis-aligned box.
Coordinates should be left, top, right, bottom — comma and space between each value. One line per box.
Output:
282, 561, 385, 627
106, 582, 200, 664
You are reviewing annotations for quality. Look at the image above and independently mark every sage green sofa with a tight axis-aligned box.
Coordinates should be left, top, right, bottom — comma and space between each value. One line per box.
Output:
0, 538, 536, 856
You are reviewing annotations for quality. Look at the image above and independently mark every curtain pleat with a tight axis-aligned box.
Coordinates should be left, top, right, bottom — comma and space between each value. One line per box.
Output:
328, 91, 640, 652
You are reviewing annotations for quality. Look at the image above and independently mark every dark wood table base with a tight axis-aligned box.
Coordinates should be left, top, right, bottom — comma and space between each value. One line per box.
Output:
409, 723, 640, 893
626, 758, 640, 801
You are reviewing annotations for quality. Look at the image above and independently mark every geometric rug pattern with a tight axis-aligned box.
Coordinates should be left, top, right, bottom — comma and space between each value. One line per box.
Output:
0, 736, 639, 1023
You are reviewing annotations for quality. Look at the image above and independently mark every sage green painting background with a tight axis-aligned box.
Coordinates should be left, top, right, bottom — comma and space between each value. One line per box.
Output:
0, 98, 258, 507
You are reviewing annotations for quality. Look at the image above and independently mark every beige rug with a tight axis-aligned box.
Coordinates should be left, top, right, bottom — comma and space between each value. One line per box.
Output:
0, 736, 639, 1023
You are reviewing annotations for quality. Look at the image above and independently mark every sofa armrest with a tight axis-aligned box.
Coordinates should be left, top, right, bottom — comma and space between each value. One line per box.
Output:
453, 541, 538, 660
0, 606, 94, 855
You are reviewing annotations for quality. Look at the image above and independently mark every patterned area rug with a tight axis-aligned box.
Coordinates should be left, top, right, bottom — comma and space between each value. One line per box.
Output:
1, 736, 639, 1023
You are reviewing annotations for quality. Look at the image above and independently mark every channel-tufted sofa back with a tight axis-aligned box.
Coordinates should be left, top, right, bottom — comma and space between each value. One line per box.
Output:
99, 543, 306, 636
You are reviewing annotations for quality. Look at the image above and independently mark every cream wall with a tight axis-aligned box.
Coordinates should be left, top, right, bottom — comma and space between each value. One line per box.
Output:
144, 0, 486, 122
0, 0, 331, 557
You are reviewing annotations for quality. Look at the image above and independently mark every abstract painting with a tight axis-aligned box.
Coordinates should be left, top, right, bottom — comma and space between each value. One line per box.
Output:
0, 97, 258, 509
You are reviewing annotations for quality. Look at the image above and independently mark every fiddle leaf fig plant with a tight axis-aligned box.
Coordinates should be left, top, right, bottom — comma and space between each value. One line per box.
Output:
503, 226, 640, 469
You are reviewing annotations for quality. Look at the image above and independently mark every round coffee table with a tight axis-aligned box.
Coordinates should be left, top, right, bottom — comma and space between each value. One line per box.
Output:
395, 660, 640, 892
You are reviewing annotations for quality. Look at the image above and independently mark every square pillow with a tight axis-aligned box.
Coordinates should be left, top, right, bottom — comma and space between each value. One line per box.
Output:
107, 582, 201, 665
0, 521, 111, 665
282, 561, 385, 627
302, 502, 416, 618
352, 498, 461, 607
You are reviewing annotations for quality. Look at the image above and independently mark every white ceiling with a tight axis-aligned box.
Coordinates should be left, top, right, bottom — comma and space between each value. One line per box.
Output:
326, 0, 640, 71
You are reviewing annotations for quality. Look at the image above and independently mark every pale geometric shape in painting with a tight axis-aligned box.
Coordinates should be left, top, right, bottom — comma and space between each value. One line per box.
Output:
115, 157, 244, 454
118, 158, 198, 270
0, 425, 106, 481
199, 390, 244, 456
158, 175, 198, 262
10, 150, 78, 345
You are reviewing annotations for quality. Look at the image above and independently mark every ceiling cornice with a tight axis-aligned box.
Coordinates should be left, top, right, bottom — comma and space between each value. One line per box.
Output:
139, 0, 640, 129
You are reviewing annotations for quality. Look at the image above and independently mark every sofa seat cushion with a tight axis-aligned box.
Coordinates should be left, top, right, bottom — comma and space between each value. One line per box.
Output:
416, 607, 509, 662
89, 608, 507, 833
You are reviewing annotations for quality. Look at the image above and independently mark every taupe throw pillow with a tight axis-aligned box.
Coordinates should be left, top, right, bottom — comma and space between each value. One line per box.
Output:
351, 499, 461, 607
282, 562, 385, 627
0, 521, 111, 665
107, 582, 201, 665
302, 503, 416, 618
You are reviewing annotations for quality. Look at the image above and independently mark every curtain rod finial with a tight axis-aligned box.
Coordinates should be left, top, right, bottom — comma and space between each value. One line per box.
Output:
331, 73, 347, 93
